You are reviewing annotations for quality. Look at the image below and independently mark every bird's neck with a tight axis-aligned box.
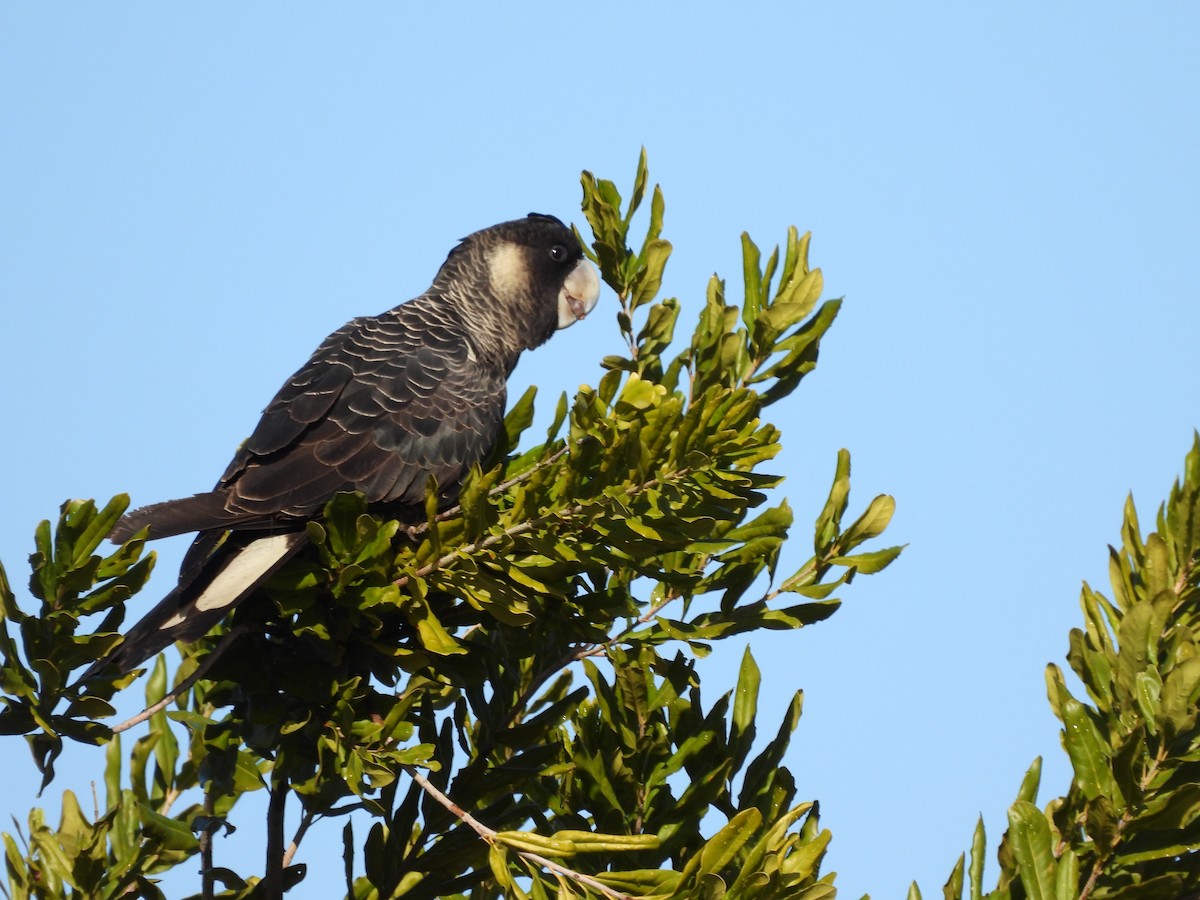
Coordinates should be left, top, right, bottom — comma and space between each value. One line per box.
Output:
408, 288, 527, 375
449, 288, 552, 370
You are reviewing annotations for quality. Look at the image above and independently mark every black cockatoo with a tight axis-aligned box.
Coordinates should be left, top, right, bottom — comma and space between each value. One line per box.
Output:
92, 213, 599, 676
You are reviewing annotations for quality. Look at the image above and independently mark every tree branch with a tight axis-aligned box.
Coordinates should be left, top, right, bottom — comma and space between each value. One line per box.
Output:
393, 500, 588, 591
263, 766, 289, 900
404, 445, 573, 541
111, 626, 251, 734
281, 807, 317, 869
395, 469, 687, 591
200, 787, 216, 900
1078, 737, 1171, 898
402, 765, 633, 900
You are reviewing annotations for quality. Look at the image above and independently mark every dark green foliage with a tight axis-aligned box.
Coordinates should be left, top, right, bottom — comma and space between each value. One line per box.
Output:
9, 153, 1197, 900
0, 154, 900, 898
925, 437, 1200, 900
0, 496, 150, 785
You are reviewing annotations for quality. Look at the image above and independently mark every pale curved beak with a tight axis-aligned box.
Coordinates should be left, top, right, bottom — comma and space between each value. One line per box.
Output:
557, 260, 601, 329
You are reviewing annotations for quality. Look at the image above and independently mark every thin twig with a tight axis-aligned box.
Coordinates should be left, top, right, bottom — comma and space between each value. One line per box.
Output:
1172, 554, 1196, 602
447, 445, 572, 520
405, 445, 574, 541
517, 849, 632, 900
403, 765, 495, 838
496, 649, 578, 735
402, 765, 632, 900
396, 467, 692, 745
111, 626, 251, 734
497, 542, 700, 739
396, 469, 682, 591
281, 808, 317, 868
158, 784, 183, 817
394, 503, 586, 590
1078, 740, 1170, 898
486, 592, 684, 756
618, 292, 638, 360
576, 592, 682, 662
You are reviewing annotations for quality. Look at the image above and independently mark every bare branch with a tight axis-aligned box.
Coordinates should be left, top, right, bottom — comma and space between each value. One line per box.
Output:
394, 503, 585, 590
282, 808, 318, 869
402, 765, 633, 900
402, 765, 496, 841
111, 626, 251, 735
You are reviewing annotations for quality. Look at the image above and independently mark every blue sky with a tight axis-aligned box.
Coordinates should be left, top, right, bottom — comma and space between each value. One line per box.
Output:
2, 4, 1198, 898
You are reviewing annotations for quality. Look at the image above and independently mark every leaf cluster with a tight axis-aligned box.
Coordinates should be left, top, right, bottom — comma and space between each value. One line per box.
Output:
0, 153, 901, 899
0, 496, 152, 784
924, 437, 1200, 900
3, 655, 261, 899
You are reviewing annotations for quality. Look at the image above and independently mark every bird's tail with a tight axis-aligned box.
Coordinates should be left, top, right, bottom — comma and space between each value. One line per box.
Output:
84, 529, 309, 678
110, 492, 261, 543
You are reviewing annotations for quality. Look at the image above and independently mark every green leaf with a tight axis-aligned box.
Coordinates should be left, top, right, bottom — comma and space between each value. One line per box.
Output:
632, 239, 672, 311
1133, 782, 1200, 832
829, 545, 905, 574
943, 853, 964, 900
1159, 655, 1200, 740
969, 816, 985, 900
627, 146, 649, 225
1134, 669, 1162, 734
504, 385, 538, 452
1095, 874, 1185, 899
75, 495, 131, 567
1059, 695, 1119, 804
396, 580, 466, 657
1053, 846, 1079, 900
138, 802, 200, 852
840, 494, 896, 550
675, 808, 761, 892
729, 647, 760, 774
741, 233, 764, 332
1017, 756, 1042, 804
814, 450, 851, 553
1006, 800, 1056, 900
596, 868, 681, 894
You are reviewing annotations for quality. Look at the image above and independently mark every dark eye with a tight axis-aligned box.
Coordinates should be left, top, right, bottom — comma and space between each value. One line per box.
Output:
549, 244, 569, 262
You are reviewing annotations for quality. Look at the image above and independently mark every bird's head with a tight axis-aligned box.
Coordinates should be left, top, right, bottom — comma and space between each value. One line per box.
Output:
437, 214, 601, 361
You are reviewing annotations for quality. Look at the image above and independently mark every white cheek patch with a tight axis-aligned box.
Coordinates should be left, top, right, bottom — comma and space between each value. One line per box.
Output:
487, 243, 528, 299
158, 532, 305, 630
